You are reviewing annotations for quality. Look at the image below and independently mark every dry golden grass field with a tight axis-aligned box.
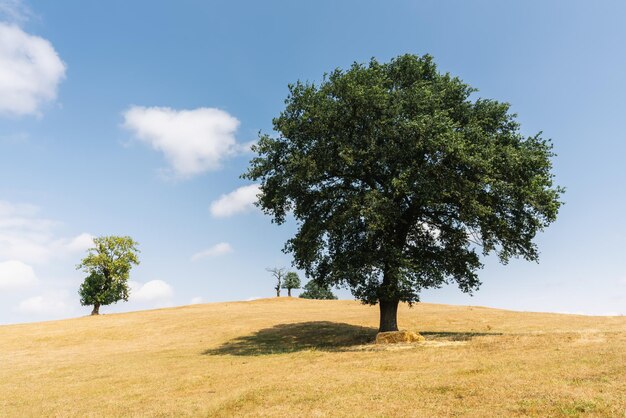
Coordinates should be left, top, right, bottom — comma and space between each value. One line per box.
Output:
1, 298, 625, 417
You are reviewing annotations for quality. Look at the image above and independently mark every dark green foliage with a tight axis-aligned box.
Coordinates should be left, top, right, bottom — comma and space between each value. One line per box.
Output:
281, 271, 301, 296
299, 280, 338, 300
79, 272, 129, 307
77, 236, 140, 314
244, 54, 562, 327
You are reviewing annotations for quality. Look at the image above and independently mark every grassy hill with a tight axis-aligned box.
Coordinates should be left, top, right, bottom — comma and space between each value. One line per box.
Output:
1, 298, 625, 417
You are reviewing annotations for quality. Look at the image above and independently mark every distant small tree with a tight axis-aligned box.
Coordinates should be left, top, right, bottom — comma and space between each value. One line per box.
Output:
266, 267, 287, 297
281, 271, 301, 296
77, 236, 140, 315
299, 280, 338, 300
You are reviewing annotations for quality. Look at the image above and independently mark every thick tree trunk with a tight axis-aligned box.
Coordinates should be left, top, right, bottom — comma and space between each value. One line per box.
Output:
91, 303, 100, 316
287, 288, 292, 297
276, 287, 280, 297
378, 299, 399, 332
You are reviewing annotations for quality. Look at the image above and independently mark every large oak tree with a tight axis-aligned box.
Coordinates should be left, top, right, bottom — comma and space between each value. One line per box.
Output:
244, 54, 563, 332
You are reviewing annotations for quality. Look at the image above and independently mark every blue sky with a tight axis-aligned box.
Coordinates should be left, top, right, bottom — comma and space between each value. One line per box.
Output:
0, 0, 625, 324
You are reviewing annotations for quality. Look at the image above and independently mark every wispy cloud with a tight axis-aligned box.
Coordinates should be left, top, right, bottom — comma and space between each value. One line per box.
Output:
17, 290, 70, 316
0, 0, 31, 23
191, 242, 233, 261
0, 200, 93, 264
209, 184, 260, 218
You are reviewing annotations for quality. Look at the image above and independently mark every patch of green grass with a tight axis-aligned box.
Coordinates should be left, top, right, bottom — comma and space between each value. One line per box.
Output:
557, 399, 598, 416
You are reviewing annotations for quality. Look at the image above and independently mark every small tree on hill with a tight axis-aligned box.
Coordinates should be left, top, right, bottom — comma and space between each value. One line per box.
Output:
266, 267, 286, 297
245, 54, 563, 332
299, 280, 338, 300
281, 271, 301, 296
77, 236, 140, 315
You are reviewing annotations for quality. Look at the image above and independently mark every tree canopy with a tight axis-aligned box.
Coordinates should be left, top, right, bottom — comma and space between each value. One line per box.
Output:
281, 271, 301, 296
299, 280, 338, 300
244, 54, 563, 332
77, 235, 140, 315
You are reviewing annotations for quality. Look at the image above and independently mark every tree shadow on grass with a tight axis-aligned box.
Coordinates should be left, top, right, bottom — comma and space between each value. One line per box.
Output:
204, 321, 378, 356
203, 323, 504, 356
421, 331, 503, 341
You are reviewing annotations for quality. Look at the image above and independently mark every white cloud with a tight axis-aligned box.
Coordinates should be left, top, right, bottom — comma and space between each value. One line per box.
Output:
236, 139, 257, 154
64, 233, 94, 253
191, 242, 233, 261
122, 106, 241, 177
209, 184, 260, 218
130, 280, 173, 302
0, 259, 37, 290
0, 200, 92, 264
0, 22, 66, 116
0, 200, 39, 217
422, 222, 441, 240
0, 0, 31, 23
190, 296, 203, 304
17, 291, 69, 315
